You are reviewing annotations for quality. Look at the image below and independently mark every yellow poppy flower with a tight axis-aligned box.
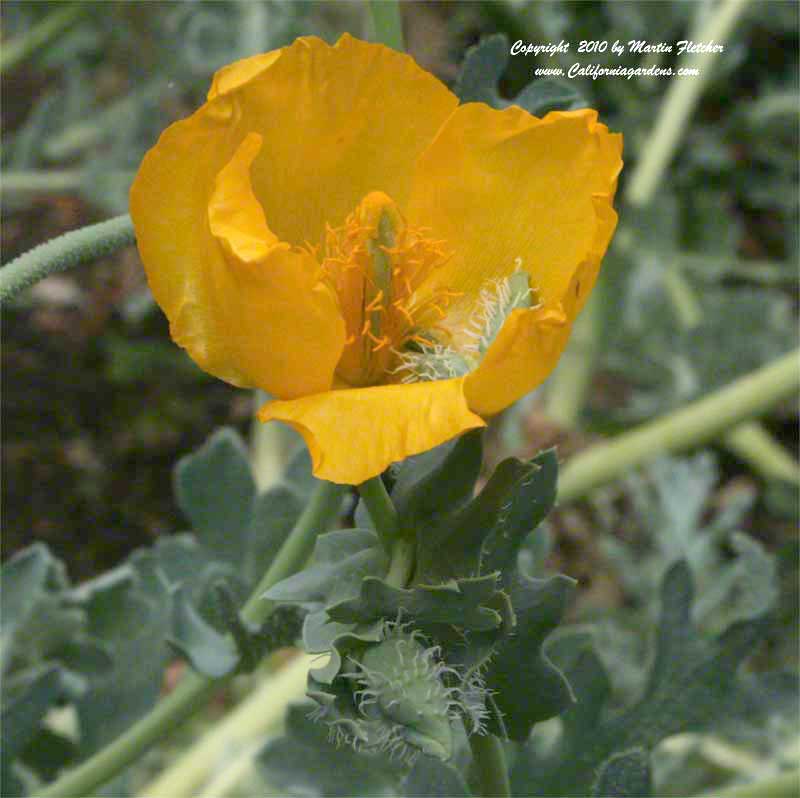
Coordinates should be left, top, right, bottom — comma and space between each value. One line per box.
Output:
130, 34, 622, 485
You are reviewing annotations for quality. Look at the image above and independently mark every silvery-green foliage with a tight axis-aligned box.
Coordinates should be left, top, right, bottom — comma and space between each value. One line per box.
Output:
0, 427, 317, 795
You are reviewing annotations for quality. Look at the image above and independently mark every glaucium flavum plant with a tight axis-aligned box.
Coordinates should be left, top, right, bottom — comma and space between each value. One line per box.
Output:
130, 34, 622, 486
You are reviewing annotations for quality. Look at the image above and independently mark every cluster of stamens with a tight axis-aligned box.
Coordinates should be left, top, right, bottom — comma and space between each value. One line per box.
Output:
317, 195, 461, 387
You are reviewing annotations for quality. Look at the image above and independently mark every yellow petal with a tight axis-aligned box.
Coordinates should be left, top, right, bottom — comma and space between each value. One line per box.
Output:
463, 304, 569, 417
131, 101, 251, 388
258, 379, 486, 484
464, 192, 620, 417
132, 127, 345, 398
207, 52, 282, 100
208, 34, 458, 249
407, 105, 622, 324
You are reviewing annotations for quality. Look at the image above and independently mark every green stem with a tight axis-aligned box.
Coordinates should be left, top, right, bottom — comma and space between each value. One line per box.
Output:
0, 2, 86, 72
385, 537, 415, 588
1, 169, 83, 194
38, 672, 215, 798
138, 654, 314, 798
625, 0, 750, 207
469, 733, 511, 797
1, 169, 134, 197
0, 214, 135, 304
723, 422, 800, 485
704, 769, 800, 798
548, 0, 749, 428
558, 349, 800, 503
359, 476, 399, 548
358, 476, 414, 587
663, 266, 799, 485
544, 290, 601, 427
369, 0, 404, 51
39, 479, 345, 798
241, 480, 346, 625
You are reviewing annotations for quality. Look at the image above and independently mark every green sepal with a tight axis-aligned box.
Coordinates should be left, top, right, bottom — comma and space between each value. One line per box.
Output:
455, 33, 587, 114
327, 574, 504, 632
416, 450, 557, 587
392, 430, 484, 530
483, 572, 575, 740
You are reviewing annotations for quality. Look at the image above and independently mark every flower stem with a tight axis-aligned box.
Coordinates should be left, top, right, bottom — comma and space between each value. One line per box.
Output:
0, 214, 135, 304
546, 0, 749, 429
663, 265, 799, 484
369, 0, 404, 51
544, 290, 601, 427
558, 349, 799, 503
723, 422, 800, 485
386, 537, 415, 588
0, 1, 86, 72
241, 480, 346, 625
626, 0, 750, 206
38, 479, 345, 798
704, 769, 800, 798
137, 654, 315, 798
359, 476, 399, 547
469, 732, 511, 797
358, 476, 415, 587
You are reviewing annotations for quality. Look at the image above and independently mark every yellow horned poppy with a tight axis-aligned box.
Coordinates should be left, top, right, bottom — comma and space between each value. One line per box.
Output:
130, 34, 622, 485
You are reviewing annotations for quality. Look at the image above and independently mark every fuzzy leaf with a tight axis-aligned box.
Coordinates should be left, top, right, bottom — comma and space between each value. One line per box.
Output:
244, 484, 305, 586
511, 561, 777, 797
393, 430, 484, 529
592, 748, 652, 798
416, 450, 557, 586
72, 568, 169, 756
0, 544, 78, 676
174, 427, 256, 566
402, 754, 472, 797
483, 573, 575, 740
455, 34, 586, 113
1, 665, 63, 765
265, 530, 388, 608
327, 575, 504, 632
168, 585, 239, 679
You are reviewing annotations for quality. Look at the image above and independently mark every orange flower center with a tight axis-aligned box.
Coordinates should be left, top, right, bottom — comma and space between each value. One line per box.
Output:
319, 192, 461, 388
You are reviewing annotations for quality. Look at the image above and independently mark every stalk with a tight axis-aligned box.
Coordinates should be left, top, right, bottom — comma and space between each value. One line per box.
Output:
369, 0, 404, 51
558, 349, 799, 503
469, 733, 511, 797
546, 0, 751, 429
38, 480, 345, 798
138, 654, 314, 798
0, 214, 135, 304
1, 2, 86, 72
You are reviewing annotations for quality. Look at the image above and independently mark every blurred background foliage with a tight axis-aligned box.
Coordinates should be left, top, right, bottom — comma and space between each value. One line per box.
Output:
1, 1, 798, 796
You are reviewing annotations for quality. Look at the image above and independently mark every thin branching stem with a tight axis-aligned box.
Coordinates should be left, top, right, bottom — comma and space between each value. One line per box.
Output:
558, 349, 799, 503
38, 480, 345, 798
0, 214, 135, 304
369, 0, 404, 51
0, 1, 87, 72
